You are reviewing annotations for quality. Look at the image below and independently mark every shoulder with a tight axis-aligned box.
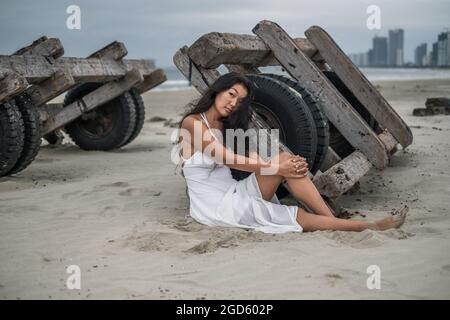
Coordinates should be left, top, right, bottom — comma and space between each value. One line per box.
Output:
181, 114, 203, 130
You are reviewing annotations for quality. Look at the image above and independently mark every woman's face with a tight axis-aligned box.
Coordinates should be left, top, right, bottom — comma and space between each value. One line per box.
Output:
214, 83, 248, 118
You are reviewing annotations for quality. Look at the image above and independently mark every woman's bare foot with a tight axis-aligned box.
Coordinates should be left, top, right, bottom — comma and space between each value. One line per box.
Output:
369, 205, 409, 231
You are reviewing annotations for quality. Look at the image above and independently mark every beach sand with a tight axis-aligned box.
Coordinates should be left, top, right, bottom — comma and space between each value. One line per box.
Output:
0, 79, 449, 299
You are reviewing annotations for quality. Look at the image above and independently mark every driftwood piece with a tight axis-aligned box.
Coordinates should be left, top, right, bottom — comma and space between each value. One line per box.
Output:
187, 32, 322, 68
41, 69, 143, 135
305, 26, 413, 148
0, 55, 155, 83
425, 97, 450, 108
253, 20, 389, 170
313, 151, 372, 198
413, 106, 450, 116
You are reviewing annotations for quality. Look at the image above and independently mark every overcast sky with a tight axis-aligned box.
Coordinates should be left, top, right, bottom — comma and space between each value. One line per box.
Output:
1, 0, 449, 67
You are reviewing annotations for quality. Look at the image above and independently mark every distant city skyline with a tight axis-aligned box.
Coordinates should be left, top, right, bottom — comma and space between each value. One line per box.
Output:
349, 28, 450, 68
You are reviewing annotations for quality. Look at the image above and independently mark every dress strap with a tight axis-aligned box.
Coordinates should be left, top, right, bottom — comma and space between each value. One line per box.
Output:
200, 112, 219, 141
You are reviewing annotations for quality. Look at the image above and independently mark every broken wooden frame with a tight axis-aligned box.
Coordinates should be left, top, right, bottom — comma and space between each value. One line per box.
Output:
0, 36, 167, 136
173, 20, 413, 202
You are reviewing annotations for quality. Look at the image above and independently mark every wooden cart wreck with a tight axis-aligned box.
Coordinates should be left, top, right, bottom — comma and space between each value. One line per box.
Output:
173, 20, 413, 211
0, 36, 166, 177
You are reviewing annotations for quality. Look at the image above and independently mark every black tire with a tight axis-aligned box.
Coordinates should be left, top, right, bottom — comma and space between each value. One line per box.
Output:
261, 73, 329, 174
120, 87, 146, 147
64, 83, 136, 151
230, 75, 318, 199
8, 92, 42, 175
323, 71, 379, 158
0, 101, 24, 177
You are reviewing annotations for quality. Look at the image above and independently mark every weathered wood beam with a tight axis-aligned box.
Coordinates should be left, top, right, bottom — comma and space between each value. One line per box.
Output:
188, 32, 322, 68
305, 26, 413, 148
87, 41, 128, 60
134, 68, 167, 94
27, 70, 75, 106
12, 36, 64, 60
319, 147, 341, 172
41, 69, 143, 135
225, 64, 260, 74
0, 72, 28, 103
0, 55, 155, 83
173, 46, 220, 94
253, 20, 389, 169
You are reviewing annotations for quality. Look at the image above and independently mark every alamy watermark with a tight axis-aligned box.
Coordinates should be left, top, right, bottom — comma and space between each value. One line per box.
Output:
170, 120, 285, 175
366, 5, 381, 30
366, 264, 381, 290
66, 5, 81, 30
66, 265, 81, 290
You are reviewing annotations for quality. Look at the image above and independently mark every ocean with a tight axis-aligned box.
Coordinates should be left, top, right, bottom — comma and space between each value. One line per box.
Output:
156, 66, 450, 92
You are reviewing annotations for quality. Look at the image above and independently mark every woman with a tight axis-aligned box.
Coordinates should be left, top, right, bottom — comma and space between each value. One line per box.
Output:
177, 72, 407, 233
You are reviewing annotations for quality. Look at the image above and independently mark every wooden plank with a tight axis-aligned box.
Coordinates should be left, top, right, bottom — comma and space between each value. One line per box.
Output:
305, 26, 413, 148
0, 55, 155, 83
225, 64, 260, 74
0, 72, 28, 103
38, 103, 64, 123
188, 32, 321, 68
41, 69, 143, 135
319, 147, 341, 172
27, 70, 75, 106
253, 20, 389, 169
173, 46, 220, 94
88, 41, 128, 60
13, 37, 64, 60
313, 151, 372, 198
378, 130, 398, 154
134, 68, 167, 94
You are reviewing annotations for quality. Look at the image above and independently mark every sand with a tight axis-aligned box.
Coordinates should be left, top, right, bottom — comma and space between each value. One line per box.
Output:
0, 79, 449, 299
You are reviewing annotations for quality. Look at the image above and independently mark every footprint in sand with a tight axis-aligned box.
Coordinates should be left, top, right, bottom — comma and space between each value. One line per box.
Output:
61, 190, 83, 200
101, 205, 122, 217
93, 181, 130, 192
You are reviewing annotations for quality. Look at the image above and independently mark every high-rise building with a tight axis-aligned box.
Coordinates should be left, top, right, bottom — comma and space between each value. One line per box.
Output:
414, 43, 427, 66
388, 29, 404, 66
437, 32, 450, 66
372, 36, 388, 66
431, 42, 439, 67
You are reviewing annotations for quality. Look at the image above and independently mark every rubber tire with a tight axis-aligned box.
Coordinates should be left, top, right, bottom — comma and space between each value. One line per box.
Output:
0, 101, 24, 177
323, 71, 379, 158
120, 87, 146, 147
230, 75, 318, 199
8, 92, 42, 175
64, 83, 136, 151
261, 73, 329, 174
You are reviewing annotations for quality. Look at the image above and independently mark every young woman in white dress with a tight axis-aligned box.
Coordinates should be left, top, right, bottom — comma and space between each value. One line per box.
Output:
177, 72, 407, 233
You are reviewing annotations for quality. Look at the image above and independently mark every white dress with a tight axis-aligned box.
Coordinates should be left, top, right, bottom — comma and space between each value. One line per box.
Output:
180, 112, 303, 234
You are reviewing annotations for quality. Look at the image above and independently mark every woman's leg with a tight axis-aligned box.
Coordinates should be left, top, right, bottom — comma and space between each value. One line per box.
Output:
254, 173, 334, 217
296, 207, 407, 232
285, 176, 334, 217
254, 173, 284, 201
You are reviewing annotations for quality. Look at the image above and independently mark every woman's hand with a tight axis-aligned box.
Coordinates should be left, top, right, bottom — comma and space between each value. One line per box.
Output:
270, 152, 308, 178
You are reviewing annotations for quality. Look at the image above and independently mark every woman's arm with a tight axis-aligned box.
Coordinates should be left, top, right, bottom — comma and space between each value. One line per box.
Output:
180, 116, 308, 177
180, 116, 272, 174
